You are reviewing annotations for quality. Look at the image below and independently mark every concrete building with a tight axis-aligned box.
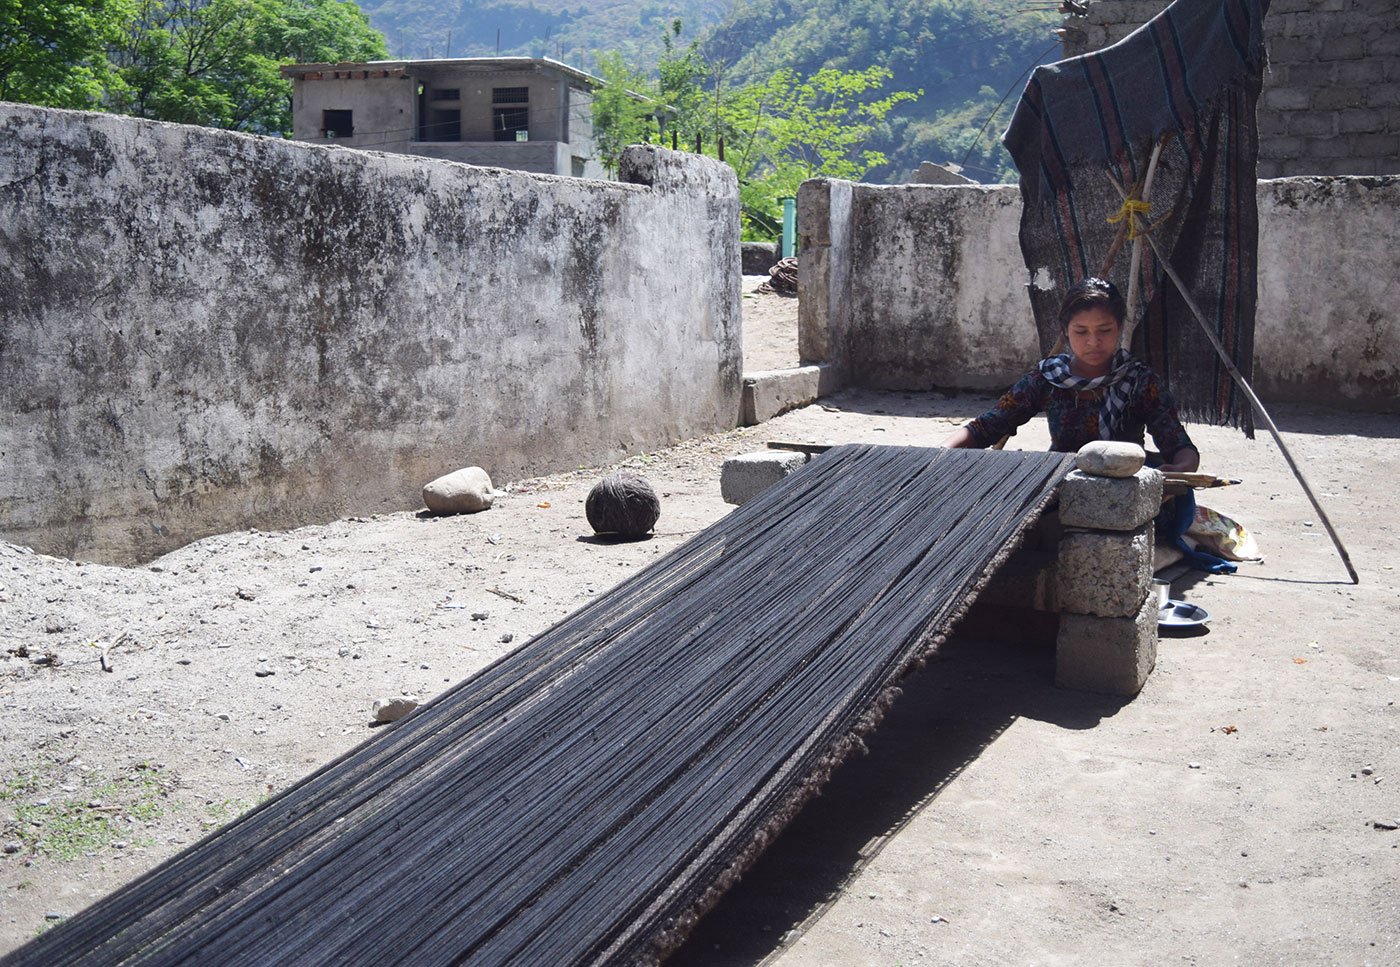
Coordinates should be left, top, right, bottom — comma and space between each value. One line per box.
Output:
281, 57, 609, 178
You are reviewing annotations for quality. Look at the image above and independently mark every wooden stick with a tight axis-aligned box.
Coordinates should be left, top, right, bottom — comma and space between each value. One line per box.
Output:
1110, 181, 1359, 583
1121, 135, 1168, 350
766, 441, 834, 454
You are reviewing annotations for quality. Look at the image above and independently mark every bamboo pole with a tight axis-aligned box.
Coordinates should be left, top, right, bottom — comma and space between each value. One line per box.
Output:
1107, 173, 1359, 583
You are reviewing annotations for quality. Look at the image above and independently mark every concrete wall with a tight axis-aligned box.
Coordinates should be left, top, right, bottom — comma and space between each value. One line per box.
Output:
0, 103, 741, 564
798, 176, 1398, 409
798, 181, 1037, 392
1061, 0, 1400, 178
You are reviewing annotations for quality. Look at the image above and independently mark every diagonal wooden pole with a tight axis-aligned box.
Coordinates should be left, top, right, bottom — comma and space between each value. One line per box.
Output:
1108, 173, 1359, 583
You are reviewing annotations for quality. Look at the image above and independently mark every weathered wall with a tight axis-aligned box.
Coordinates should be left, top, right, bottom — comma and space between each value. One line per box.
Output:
1255, 176, 1400, 404
798, 180, 1037, 392
1061, 0, 1400, 178
799, 176, 1399, 409
0, 103, 741, 564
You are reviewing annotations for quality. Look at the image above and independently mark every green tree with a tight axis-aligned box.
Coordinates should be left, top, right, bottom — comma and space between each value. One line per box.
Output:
715, 66, 919, 236
107, 0, 387, 135
0, 0, 133, 108
591, 50, 654, 176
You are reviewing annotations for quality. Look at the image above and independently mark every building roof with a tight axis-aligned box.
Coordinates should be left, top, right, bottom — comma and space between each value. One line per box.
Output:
279, 56, 604, 89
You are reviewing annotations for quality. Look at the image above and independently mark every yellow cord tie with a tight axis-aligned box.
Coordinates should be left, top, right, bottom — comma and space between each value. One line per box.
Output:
1107, 198, 1152, 240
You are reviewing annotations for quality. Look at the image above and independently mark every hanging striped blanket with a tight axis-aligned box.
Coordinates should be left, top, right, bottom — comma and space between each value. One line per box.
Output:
1004, 0, 1270, 434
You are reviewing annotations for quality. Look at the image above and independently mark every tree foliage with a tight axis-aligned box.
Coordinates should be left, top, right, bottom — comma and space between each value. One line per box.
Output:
701, 0, 1059, 183
591, 50, 654, 176
0, 0, 386, 134
0, 0, 134, 108
107, 0, 387, 135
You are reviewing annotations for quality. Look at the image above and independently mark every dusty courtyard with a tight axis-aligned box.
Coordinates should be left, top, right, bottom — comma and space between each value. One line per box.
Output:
2, 283, 1398, 964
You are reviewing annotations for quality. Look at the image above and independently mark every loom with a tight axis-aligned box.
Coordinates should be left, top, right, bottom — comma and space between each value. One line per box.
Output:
4, 445, 1073, 966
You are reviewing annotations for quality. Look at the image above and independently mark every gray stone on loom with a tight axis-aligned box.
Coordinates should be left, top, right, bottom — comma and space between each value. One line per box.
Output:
720, 450, 808, 506
1075, 441, 1146, 477
1056, 592, 1158, 696
1057, 467, 1164, 531
1056, 523, 1153, 617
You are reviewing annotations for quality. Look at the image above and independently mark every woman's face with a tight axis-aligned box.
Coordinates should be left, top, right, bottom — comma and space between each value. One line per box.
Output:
1065, 305, 1121, 374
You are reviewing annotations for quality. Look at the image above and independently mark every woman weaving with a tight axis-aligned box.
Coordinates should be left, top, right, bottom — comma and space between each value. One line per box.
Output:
941, 276, 1200, 474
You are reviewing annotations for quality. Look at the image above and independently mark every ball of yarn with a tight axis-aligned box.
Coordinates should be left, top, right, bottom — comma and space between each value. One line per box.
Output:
586, 471, 661, 537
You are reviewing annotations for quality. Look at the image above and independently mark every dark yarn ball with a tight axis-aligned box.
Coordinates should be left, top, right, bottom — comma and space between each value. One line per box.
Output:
586, 471, 661, 537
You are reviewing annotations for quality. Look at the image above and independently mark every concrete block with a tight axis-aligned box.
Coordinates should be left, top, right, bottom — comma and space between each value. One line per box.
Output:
1337, 109, 1386, 135
1260, 87, 1312, 112
1057, 468, 1163, 531
1055, 593, 1158, 696
740, 365, 836, 425
1287, 112, 1337, 138
720, 450, 808, 506
1334, 59, 1387, 87
1310, 86, 1366, 110
1056, 524, 1153, 618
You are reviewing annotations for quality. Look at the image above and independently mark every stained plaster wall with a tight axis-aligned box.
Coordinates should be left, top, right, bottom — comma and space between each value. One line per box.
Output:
0, 104, 741, 564
799, 176, 1398, 409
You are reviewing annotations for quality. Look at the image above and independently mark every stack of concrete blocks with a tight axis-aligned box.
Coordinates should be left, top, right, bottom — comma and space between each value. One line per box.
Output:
1054, 442, 1163, 696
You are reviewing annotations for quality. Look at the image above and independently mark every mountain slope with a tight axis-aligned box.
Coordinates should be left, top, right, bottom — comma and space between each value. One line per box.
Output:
358, 0, 733, 67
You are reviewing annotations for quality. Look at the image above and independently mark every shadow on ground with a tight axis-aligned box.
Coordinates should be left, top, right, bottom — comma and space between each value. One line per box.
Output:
668, 635, 1129, 966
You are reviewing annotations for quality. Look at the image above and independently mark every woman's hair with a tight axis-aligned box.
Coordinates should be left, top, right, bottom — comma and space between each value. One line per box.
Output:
1058, 276, 1126, 331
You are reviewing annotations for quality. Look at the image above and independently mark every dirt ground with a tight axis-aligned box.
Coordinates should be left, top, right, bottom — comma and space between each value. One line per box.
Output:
2, 285, 1398, 964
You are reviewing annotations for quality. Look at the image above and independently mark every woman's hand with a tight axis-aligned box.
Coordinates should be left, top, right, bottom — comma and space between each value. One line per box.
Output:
1157, 446, 1201, 473
940, 426, 975, 449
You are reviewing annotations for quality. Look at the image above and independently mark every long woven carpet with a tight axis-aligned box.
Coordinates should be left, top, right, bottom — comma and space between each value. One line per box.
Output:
6, 445, 1072, 966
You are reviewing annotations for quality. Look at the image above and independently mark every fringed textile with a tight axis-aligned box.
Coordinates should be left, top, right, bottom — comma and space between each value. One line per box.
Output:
7, 446, 1072, 967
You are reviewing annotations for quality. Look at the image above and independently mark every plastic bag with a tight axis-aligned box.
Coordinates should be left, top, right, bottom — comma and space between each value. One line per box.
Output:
1187, 506, 1263, 562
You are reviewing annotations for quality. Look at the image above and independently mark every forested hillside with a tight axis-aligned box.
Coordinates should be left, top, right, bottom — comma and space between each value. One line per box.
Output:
700, 0, 1061, 182
354, 0, 1064, 182
356, 0, 732, 64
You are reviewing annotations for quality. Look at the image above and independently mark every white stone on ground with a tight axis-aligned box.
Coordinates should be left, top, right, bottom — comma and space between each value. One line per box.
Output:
423, 467, 494, 515
372, 696, 420, 724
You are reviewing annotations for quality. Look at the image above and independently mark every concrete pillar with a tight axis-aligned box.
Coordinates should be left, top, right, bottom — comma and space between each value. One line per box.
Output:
1054, 445, 1163, 696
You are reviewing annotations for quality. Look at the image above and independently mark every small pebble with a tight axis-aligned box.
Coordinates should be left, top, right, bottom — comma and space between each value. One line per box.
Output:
1361, 766, 1374, 775
2, 842, 21, 854
1374, 819, 1399, 831
471, 611, 490, 621
45, 912, 63, 921
499, 633, 514, 644
1188, 762, 1201, 769
215, 712, 231, 721
176, 658, 192, 666
255, 668, 276, 678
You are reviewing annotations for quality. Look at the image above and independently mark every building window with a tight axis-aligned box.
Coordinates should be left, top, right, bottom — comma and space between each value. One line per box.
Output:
492, 86, 529, 104
430, 88, 459, 101
493, 106, 529, 141
428, 109, 461, 141
321, 109, 353, 138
